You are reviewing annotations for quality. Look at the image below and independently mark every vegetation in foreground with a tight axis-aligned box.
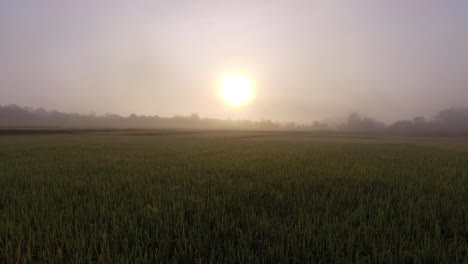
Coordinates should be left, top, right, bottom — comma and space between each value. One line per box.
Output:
0, 131, 467, 263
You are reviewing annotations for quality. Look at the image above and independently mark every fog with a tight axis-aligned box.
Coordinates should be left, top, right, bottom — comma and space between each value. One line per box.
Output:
1, 1, 468, 123
2, 104, 468, 137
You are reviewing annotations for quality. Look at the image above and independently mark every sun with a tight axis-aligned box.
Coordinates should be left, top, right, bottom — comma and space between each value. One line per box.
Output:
219, 75, 255, 106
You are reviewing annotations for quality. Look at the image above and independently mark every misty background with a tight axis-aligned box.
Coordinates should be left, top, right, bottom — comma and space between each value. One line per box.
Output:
1, 1, 468, 123
1, 104, 468, 137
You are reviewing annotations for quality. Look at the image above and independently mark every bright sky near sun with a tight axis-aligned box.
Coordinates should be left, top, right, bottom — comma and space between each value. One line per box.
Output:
1, 1, 468, 122
219, 75, 254, 106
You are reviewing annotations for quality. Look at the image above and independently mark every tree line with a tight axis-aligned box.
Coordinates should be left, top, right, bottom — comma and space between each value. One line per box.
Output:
1, 104, 467, 136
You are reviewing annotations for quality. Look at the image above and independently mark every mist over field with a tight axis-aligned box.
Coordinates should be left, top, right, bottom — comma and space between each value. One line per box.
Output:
1, 1, 468, 263
1, 1, 468, 123
1, 104, 468, 137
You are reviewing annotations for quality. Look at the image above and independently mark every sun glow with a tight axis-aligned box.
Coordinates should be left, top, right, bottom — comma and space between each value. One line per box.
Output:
219, 75, 255, 106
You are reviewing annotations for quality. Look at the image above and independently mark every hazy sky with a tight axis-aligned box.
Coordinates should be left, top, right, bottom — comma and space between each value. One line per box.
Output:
1, 0, 467, 123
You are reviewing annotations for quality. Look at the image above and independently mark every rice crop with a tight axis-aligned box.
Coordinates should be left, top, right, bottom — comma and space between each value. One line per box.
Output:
0, 132, 467, 263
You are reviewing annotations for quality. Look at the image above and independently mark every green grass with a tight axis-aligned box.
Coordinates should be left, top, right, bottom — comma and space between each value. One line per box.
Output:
0, 132, 467, 263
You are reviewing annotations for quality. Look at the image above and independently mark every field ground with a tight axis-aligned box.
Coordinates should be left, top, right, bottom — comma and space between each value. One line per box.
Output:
0, 130, 467, 263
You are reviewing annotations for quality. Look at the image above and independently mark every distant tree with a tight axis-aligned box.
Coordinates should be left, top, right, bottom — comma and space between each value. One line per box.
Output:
413, 116, 427, 125
189, 113, 200, 120
389, 120, 412, 130
434, 107, 468, 130
344, 113, 386, 132
311, 120, 329, 130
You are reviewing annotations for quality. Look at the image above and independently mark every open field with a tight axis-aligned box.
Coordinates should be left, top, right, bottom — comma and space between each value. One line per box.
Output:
0, 130, 467, 263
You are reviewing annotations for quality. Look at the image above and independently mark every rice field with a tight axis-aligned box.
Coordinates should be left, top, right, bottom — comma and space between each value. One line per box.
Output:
0, 131, 467, 263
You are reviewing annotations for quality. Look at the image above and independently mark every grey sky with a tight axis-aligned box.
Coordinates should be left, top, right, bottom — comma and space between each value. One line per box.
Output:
1, 0, 467, 123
